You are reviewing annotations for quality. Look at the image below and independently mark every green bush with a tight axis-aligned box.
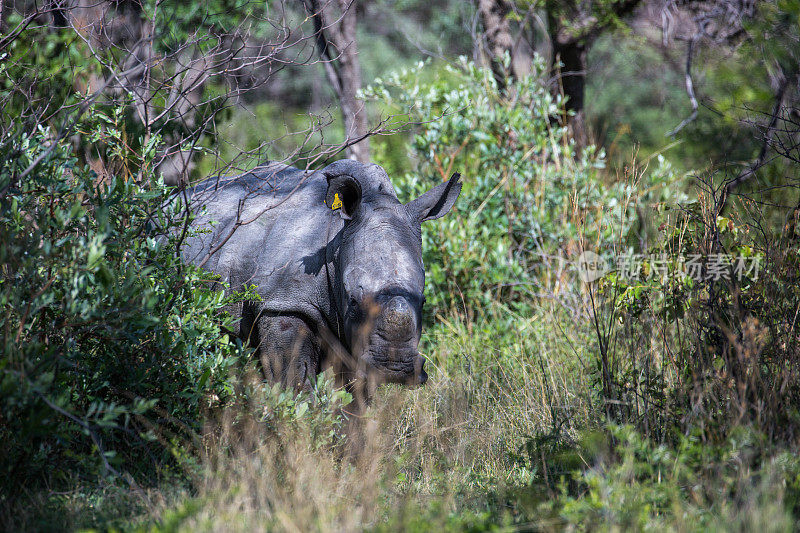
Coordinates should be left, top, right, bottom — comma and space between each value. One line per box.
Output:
366, 57, 634, 319
588, 173, 800, 442
551, 425, 799, 531
0, 124, 246, 497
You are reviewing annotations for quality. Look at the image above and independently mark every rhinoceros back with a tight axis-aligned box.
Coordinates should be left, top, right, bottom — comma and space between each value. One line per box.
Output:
181, 163, 337, 332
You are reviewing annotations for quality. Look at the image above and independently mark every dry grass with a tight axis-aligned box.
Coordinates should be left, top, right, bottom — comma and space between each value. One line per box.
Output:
140, 302, 595, 532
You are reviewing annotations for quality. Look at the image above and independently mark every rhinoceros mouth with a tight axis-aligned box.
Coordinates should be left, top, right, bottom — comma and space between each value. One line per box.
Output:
359, 352, 428, 386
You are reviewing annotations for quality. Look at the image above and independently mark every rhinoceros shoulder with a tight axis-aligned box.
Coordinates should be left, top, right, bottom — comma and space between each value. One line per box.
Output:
182, 163, 339, 325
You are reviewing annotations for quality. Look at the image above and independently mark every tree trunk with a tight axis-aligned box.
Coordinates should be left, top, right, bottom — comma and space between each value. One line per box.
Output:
306, 0, 370, 163
336, 0, 369, 163
550, 31, 589, 146
545, 0, 641, 148
477, 0, 513, 91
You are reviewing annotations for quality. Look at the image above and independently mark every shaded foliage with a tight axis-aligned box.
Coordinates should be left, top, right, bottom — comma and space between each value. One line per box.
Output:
0, 122, 246, 498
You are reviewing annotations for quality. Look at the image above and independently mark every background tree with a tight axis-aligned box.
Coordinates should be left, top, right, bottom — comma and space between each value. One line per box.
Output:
477, 0, 514, 91
304, 0, 371, 162
544, 0, 642, 145
475, 0, 641, 145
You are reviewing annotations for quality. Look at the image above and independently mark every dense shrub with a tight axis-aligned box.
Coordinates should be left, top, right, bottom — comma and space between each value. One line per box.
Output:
544, 425, 799, 530
0, 125, 246, 498
589, 172, 800, 443
366, 57, 634, 319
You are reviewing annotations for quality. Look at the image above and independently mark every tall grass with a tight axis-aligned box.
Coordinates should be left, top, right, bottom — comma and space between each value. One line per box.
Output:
135, 273, 800, 532
135, 300, 595, 532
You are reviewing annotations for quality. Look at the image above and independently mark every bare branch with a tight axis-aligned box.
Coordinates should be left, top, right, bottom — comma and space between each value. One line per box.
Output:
666, 34, 699, 137
720, 69, 798, 210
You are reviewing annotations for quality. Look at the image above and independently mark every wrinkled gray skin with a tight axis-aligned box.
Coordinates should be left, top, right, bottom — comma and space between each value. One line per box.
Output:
181, 160, 461, 393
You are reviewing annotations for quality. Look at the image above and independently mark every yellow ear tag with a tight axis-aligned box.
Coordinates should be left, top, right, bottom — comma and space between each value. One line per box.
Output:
331, 193, 342, 210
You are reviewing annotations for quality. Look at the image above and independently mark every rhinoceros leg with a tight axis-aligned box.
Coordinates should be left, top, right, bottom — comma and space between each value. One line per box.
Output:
254, 313, 320, 391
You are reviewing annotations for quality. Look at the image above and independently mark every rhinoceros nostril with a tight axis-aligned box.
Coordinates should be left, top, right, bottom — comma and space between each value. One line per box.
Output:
380, 296, 415, 340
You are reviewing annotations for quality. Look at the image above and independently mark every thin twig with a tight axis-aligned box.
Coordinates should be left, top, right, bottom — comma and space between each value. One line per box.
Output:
667, 35, 699, 137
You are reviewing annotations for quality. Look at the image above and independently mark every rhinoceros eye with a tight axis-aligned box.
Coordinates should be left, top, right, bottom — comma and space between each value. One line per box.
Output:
347, 296, 364, 321
347, 296, 360, 314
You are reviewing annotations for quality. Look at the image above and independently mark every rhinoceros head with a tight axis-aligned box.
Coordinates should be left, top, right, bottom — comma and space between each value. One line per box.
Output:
322, 161, 461, 386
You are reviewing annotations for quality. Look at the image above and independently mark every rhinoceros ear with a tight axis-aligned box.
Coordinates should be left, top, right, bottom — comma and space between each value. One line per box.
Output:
325, 173, 362, 220
406, 173, 462, 223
